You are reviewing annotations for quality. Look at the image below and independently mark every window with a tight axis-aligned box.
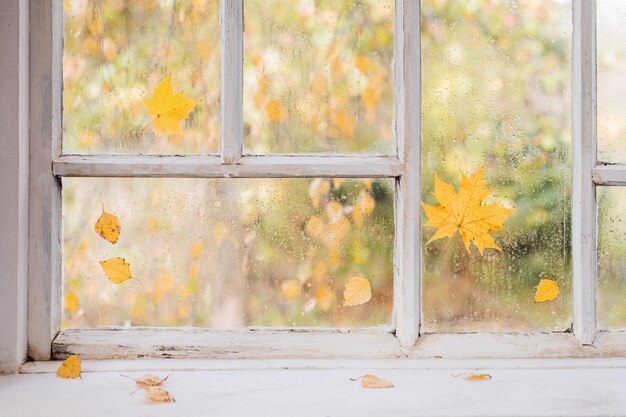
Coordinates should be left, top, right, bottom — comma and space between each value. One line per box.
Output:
17, 0, 625, 363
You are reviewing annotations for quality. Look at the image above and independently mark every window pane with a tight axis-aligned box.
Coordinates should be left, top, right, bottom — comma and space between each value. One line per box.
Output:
62, 178, 394, 328
243, 0, 394, 154
63, 0, 220, 155
598, 187, 626, 329
598, 0, 626, 163
421, 0, 572, 332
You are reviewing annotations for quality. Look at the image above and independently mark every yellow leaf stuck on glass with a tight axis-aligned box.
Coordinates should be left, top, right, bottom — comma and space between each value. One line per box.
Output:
343, 276, 372, 306
534, 279, 559, 303
99, 257, 133, 284
94, 211, 121, 244
143, 76, 197, 135
144, 387, 175, 403
56, 355, 81, 379
422, 166, 516, 255
351, 374, 394, 389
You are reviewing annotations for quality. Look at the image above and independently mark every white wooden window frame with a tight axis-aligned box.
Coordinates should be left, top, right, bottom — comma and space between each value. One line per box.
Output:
9, 0, 625, 365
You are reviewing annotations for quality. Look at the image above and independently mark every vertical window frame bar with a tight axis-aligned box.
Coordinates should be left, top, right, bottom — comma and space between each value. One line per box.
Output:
28, 0, 64, 360
572, 0, 597, 344
220, 0, 244, 163
394, 0, 421, 346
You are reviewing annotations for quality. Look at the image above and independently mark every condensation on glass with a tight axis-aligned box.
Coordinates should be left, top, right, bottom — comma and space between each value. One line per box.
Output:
63, 0, 220, 155
597, 187, 626, 329
243, 0, 394, 154
597, 0, 626, 163
421, 0, 572, 332
61, 178, 394, 328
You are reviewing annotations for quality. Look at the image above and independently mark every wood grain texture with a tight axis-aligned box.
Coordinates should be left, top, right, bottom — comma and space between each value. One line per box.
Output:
53, 155, 403, 177
393, 0, 421, 347
220, 0, 243, 163
0, 0, 29, 374
572, 0, 597, 345
28, 0, 63, 360
51, 329, 626, 360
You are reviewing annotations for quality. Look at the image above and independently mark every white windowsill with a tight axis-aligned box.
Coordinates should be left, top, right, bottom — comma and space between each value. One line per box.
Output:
2, 358, 625, 417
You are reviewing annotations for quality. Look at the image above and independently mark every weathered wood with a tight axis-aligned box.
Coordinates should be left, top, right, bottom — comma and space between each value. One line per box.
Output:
572, 0, 597, 345
393, 0, 421, 347
593, 164, 626, 185
0, 0, 29, 374
220, 0, 243, 163
51, 329, 626, 360
51, 328, 403, 360
28, 0, 63, 361
52, 155, 403, 178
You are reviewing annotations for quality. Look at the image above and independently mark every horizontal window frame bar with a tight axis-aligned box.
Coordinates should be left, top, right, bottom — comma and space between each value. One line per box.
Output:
51, 329, 626, 360
593, 164, 626, 185
52, 155, 403, 178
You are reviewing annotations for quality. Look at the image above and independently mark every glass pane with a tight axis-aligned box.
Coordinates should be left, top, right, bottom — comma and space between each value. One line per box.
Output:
62, 178, 394, 328
63, 0, 220, 155
598, 187, 626, 329
598, 0, 626, 163
421, 0, 572, 332
243, 0, 394, 154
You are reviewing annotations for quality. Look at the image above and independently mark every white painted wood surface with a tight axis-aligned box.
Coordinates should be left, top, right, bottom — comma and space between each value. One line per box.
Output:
53, 155, 403, 177
220, 0, 243, 163
593, 164, 626, 185
572, 0, 597, 345
394, 0, 421, 347
3, 358, 626, 417
51, 329, 626, 360
0, 0, 29, 374
28, 0, 64, 361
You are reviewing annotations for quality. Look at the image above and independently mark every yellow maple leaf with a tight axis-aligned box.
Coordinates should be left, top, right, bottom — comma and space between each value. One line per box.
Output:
343, 276, 372, 306
94, 210, 121, 244
351, 374, 394, 388
56, 355, 81, 379
422, 166, 516, 255
99, 257, 133, 284
143, 76, 197, 135
534, 279, 559, 303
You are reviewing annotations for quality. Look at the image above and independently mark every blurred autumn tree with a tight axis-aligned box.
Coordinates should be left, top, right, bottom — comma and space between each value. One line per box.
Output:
62, 0, 574, 332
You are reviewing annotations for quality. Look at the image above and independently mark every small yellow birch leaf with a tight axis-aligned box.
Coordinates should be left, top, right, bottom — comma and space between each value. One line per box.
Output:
143, 76, 197, 135
144, 387, 175, 403
99, 257, 133, 284
56, 355, 81, 379
343, 276, 372, 306
463, 373, 492, 381
352, 374, 394, 389
422, 166, 516, 255
121, 374, 168, 387
534, 279, 559, 303
94, 211, 121, 244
